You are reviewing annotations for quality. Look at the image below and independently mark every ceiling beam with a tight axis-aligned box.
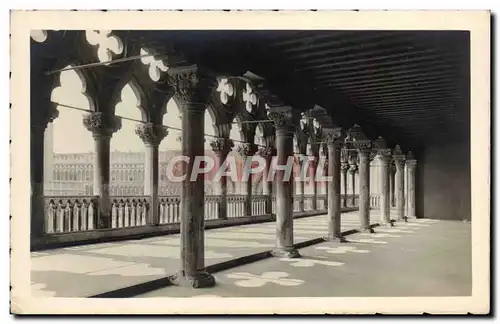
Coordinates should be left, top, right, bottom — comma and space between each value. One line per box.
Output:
315, 61, 460, 82
353, 93, 462, 106
341, 82, 461, 95
295, 52, 459, 73
348, 86, 461, 101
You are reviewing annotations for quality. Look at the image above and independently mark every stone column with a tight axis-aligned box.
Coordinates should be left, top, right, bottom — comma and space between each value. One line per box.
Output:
341, 162, 349, 208
258, 146, 276, 215
294, 154, 305, 212
237, 143, 258, 216
31, 106, 59, 239
83, 112, 122, 229
406, 151, 417, 218
373, 137, 393, 227
390, 162, 396, 207
167, 66, 216, 288
393, 145, 406, 222
268, 106, 300, 258
350, 126, 373, 233
324, 128, 346, 242
311, 155, 319, 210
210, 137, 234, 220
348, 154, 358, 207
135, 123, 168, 225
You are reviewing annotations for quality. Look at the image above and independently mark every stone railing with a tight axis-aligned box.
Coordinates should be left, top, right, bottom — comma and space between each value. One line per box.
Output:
370, 195, 381, 209
314, 194, 325, 211
271, 195, 276, 214
110, 196, 150, 228
159, 196, 181, 224
205, 195, 221, 220
44, 196, 99, 233
227, 194, 246, 218
251, 195, 267, 216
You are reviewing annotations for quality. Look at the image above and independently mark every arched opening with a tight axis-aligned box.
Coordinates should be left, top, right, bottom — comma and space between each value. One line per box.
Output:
110, 83, 145, 197
48, 66, 93, 196
158, 98, 182, 196
228, 117, 245, 195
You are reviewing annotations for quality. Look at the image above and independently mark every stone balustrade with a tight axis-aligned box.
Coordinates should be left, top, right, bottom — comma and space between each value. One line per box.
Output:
44, 196, 98, 233
110, 197, 149, 228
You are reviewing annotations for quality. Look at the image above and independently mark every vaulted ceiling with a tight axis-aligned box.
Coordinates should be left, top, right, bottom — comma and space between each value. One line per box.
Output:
113, 30, 471, 153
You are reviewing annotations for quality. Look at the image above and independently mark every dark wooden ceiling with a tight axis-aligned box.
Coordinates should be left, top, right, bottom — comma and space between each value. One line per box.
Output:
128, 30, 471, 153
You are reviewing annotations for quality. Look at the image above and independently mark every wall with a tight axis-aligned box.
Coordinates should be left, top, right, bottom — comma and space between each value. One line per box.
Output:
417, 141, 471, 221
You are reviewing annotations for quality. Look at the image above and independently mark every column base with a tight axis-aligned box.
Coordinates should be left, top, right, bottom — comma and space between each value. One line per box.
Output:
360, 227, 375, 233
271, 247, 301, 258
381, 220, 395, 227
324, 235, 348, 243
168, 270, 216, 289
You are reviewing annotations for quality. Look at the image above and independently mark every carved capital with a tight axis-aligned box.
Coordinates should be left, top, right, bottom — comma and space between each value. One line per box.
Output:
82, 112, 122, 139
210, 138, 234, 155
135, 123, 168, 146
168, 65, 216, 110
349, 125, 372, 154
236, 143, 258, 157
267, 105, 294, 135
341, 161, 350, 172
323, 127, 344, 148
257, 146, 277, 158
372, 136, 392, 158
32, 104, 59, 130
406, 151, 417, 168
392, 144, 406, 162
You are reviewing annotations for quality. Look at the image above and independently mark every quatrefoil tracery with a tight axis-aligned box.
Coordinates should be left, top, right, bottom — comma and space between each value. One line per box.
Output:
216, 78, 234, 105
242, 83, 258, 113
140, 48, 169, 82
85, 30, 124, 64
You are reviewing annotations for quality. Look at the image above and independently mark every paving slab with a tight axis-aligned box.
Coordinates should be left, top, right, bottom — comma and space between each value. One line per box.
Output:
31, 210, 372, 297
138, 218, 471, 298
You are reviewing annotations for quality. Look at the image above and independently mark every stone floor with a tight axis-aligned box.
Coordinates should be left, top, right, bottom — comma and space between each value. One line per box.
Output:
31, 210, 366, 297
139, 218, 472, 297
31, 211, 471, 298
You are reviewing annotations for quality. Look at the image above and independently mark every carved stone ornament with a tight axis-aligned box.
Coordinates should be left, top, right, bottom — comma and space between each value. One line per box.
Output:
216, 78, 234, 105
324, 127, 344, 147
135, 123, 169, 146
82, 112, 122, 138
266, 104, 293, 130
406, 151, 417, 167
373, 136, 392, 158
140, 48, 169, 82
349, 124, 372, 153
341, 161, 350, 172
32, 105, 60, 131
168, 67, 215, 108
392, 144, 406, 162
236, 143, 258, 157
243, 83, 258, 113
210, 138, 234, 154
85, 30, 124, 64
257, 146, 277, 158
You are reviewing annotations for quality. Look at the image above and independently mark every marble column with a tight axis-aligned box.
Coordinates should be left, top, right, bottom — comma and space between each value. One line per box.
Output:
135, 123, 168, 225
237, 143, 258, 216
393, 145, 406, 222
390, 162, 396, 207
268, 107, 300, 258
168, 66, 216, 288
406, 151, 417, 218
311, 155, 319, 210
294, 154, 306, 212
83, 112, 122, 229
258, 146, 276, 215
31, 106, 59, 239
348, 157, 358, 207
373, 137, 393, 227
324, 128, 346, 242
210, 137, 234, 220
350, 126, 373, 233
341, 162, 349, 208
